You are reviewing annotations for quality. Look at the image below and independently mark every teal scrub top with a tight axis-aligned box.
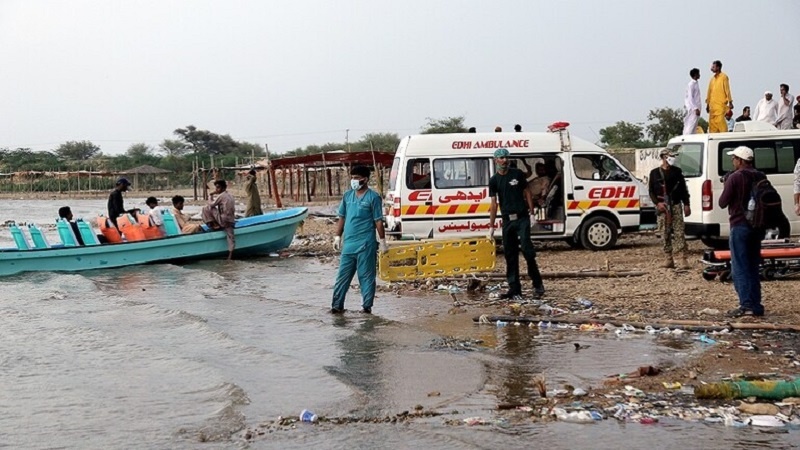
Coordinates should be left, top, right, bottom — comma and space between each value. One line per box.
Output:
338, 188, 383, 254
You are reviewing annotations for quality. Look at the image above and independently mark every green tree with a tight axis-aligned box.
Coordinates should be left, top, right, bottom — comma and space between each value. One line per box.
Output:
698, 117, 709, 133
645, 107, 684, 145
599, 121, 651, 148
174, 125, 238, 155
54, 140, 101, 160
420, 116, 467, 134
126, 143, 153, 158
235, 141, 266, 159
158, 139, 190, 157
0, 148, 60, 171
354, 132, 401, 152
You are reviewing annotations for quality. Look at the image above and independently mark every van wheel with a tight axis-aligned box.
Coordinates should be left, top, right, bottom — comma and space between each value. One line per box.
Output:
580, 216, 618, 251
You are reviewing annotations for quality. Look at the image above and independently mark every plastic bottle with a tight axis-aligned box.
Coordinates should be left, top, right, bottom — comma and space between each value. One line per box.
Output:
299, 409, 318, 423
553, 408, 595, 424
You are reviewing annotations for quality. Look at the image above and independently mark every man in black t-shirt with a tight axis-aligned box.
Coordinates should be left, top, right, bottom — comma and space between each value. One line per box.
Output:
488, 148, 545, 300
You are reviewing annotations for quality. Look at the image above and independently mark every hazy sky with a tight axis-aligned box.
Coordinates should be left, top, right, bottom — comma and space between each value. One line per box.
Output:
1, 0, 798, 156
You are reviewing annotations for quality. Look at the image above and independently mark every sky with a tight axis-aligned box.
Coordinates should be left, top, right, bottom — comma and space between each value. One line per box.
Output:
1, 0, 799, 156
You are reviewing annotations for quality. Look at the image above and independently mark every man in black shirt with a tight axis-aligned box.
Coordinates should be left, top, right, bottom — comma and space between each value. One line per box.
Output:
735, 106, 752, 122
488, 148, 545, 299
648, 148, 691, 269
108, 177, 133, 229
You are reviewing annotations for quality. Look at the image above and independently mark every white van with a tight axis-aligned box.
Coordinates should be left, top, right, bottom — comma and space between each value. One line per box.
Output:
384, 127, 656, 250
666, 121, 800, 249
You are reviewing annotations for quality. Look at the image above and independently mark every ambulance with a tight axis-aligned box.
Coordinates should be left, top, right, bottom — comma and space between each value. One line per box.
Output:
384, 125, 657, 250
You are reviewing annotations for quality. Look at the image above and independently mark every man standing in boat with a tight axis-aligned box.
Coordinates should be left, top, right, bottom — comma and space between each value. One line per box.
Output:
202, 179, 236, 260
107, 177, 136, 229
330, 166, 388, 314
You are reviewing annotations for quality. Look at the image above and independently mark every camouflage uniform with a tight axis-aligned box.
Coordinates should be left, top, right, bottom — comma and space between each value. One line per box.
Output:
657, 204, 687, 254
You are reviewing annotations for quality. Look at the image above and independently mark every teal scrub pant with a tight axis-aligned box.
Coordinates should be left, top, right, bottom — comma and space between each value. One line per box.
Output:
331, 246, 377, 310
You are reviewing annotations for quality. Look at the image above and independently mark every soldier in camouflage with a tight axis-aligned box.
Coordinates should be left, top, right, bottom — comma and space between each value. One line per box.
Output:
648, 148, 692, 269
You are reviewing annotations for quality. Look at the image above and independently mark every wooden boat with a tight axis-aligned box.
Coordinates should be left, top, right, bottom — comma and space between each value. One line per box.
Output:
0, 207, 308, 277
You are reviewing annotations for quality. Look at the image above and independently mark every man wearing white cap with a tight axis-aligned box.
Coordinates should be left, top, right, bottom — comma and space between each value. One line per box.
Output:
753, 91, 778, 125
718, 146, 765, 317
776, 84, 795, 130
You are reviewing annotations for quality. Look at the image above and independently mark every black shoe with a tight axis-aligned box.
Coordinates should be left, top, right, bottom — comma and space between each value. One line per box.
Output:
533, 288, 545, 300
727, 307, 763, 318
330, 308, 346, 314
361, 308, 372, 314
499, 291, 521, 300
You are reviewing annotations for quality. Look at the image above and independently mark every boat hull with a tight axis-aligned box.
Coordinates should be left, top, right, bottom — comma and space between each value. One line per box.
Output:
0, 207, 308, 277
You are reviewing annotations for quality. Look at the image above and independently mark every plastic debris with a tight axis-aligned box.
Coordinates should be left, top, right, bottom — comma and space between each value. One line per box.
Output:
696, 334, 717, 344
463, 417, 486, 426
573, 388, 588, 397
553, 408, 595, 424
299, 409, 318, 423
749, 415, 785, 427
662, 382, 682, 389
576, 297, 594, 308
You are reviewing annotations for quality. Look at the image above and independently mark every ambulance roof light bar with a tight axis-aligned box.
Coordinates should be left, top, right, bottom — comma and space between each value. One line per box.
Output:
547, 121, 571, 152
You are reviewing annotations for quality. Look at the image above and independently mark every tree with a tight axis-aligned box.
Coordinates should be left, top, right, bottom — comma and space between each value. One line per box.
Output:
126, 143, 153, 158
355, 132, 401, 152
599, 121, 650, 148
698, 117, 709, 133
0, 148, 60, 171
645, 107, 684, 145
158, 139, 190, 157
420, 116, 468, 134
174, 125, 238, 155
54, 140, 101, 160
235, 141, 266, 160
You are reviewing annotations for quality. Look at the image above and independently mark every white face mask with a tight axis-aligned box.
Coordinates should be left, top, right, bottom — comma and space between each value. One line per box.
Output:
666, 156, 676, 166
350, 179, 363, 190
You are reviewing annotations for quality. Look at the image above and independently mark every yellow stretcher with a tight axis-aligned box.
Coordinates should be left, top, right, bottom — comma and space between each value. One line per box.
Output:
378, 238, 496, 282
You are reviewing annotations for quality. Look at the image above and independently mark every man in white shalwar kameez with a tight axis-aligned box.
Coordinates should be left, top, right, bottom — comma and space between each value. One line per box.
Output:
754, 91, 779, 125
776, 84, 795, 130
683, 68, 702, 135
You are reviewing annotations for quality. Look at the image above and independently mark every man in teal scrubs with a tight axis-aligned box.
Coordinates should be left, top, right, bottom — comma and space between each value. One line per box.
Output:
331, 166, 388, 314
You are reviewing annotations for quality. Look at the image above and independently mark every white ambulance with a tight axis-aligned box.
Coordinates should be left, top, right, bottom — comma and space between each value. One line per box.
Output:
666, 121, 800, 249
384, 126, 657, 250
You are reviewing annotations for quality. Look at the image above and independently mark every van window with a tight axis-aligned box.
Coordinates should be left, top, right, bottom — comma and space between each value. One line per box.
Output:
433, 158, 490, 188
405, 158, 431, 189
669, 143, 703, 177
388, 157, 400, 191
719, 139, 800, 175
572, 154, 632, 181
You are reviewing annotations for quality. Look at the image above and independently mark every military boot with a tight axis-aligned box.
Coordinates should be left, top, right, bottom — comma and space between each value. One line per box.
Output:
676, 253, 691, 270
660, 254, 675, 269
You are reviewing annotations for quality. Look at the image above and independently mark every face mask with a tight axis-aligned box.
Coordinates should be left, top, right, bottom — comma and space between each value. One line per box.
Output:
666, 156, 676, 166
350, 179, 363, 190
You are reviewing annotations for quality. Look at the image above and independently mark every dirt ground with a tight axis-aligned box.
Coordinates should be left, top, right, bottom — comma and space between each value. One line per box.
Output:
292, 213, 800, 395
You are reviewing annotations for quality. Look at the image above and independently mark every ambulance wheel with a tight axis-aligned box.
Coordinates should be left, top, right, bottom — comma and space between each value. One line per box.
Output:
702, 271, 717, 281
579, 216, 618, 251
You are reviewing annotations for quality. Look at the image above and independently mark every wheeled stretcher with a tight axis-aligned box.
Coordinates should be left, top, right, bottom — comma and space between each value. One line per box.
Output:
700, 239, 800, 281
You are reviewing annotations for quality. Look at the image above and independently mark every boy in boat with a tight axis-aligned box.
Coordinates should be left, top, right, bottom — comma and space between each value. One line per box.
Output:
145, 196, 165, 230
58, 206, 85, 246
202, 180, 236, 259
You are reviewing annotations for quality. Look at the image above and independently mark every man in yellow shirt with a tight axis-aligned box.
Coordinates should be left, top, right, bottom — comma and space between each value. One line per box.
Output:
706, 60, 733, 133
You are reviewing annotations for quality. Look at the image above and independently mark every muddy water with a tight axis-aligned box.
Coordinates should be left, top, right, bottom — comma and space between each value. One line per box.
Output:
0, 200, 797, 448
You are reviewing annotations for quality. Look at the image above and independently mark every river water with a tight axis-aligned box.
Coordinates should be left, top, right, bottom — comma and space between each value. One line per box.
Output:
0, 200, 797, 449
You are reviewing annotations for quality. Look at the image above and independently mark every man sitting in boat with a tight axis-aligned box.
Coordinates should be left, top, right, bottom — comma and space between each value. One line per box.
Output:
202, 180, 236, 259
145, 196, 165, 230
170, 195, 202, 234
107, 178, 137, 229
58, 206, 85, 246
